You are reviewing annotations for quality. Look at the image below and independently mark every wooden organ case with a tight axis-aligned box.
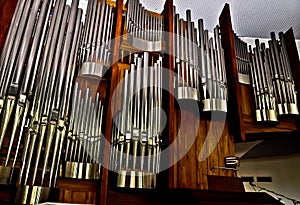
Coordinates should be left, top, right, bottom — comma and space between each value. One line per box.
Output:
0, 0, 298, 204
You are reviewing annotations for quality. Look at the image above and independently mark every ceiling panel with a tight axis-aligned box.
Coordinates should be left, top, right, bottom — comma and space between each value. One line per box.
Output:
139, 0, 300, 39
75, 0, 300, 39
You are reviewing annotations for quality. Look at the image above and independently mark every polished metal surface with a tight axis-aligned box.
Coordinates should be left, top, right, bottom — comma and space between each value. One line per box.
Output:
248, 31, 298, 122
0, 166, 11, 185
78, 162, 84, 179
289, 103, 299, 115
234, 33, 251, 85
255, 110, 262, 122
173, 8, 228, 112
117, 171, 157, 189
65, 162, 73, 178
177, 87, 200, 101
15, 186, 50, 204
5, 100, 25, 167
80, 62, 107, 77
238, 73, 251, 85
15, 185, 30, 204
127, 34, 162, 52
268, 110, 278, 122
0, 0, 109, 202
111, 52, 162, 189
219, 99, 228, 113
0, 97, 15, 149
203, 99, 212, 112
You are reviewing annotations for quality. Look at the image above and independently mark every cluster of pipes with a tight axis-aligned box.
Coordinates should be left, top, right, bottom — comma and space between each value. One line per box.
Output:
64, 84, 104, 180
234, 32, 299, 122
110, 52, 163, 188
126, 0, 163, 51
80, 0, 114, 76
234, 34, 251, 85
0, 0, 298, 201
249, 32, 299, 122
0, 0, 112, 203
173, 8, 228, 112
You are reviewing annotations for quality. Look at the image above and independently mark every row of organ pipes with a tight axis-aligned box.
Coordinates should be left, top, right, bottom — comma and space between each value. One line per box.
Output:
109, 1, 229, 189
111, 52, 163, 188
0, 0, 111, 202
80, 0, 114, 75
64, 85, 104, 180
0, 0, 298, 202
234, 33, 251, 85
125, 0, 164, 51
173, 8, 228, 112
234, 32, 299, 122
126, 0, 163, 42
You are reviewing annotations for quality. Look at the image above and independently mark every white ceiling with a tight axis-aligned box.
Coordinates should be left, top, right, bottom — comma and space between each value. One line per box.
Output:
75, 0, 300, 39
141, 0, 300, 39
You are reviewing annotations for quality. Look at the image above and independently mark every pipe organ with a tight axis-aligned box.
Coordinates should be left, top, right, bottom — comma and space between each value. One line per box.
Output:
126, 0, 163, 51
64, 84, 104, 180
173, 8, 228, 112
80, 0, 114, 76
0, 0, 298, 203
0, 0, 111, 203
234, 34, 251, 85
111, 52, 163, 188
234, 32, 299, 122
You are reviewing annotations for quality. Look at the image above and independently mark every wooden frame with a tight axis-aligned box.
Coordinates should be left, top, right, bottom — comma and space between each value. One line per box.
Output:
219, 4, 299, 141
0, 0, 299, 204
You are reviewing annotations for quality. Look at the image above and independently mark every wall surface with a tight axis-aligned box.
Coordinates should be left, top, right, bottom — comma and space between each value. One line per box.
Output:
238, 153, 300, 205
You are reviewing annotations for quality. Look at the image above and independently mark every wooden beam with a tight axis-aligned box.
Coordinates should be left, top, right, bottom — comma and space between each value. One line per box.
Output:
162, 0, 175, 189
284, 28, 300, 116
100, 0, 123, 204
219, 4, 246, 141
0, 0, 18, 53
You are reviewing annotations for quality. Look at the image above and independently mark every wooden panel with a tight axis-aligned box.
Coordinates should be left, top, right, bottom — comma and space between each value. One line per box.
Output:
56, 178, 97, 204
107, 189, 283, 205
284, 28, 300, 114
207, 175, 245, 192
243, 115, 298, 134
162, 0, 175, 190
100, 0, 124, 204
173, 108, 236, 190
240, 84, 255, 116
0, 0, 18, 53
219, 6, 299, 140
239, 83, 299, 135
0, 184, 15, 203
219, 4, 246, 141
196, 118, 208, 189
190, 190, 284, 205
176, 109, 197, 189
107, 190, 161, 205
